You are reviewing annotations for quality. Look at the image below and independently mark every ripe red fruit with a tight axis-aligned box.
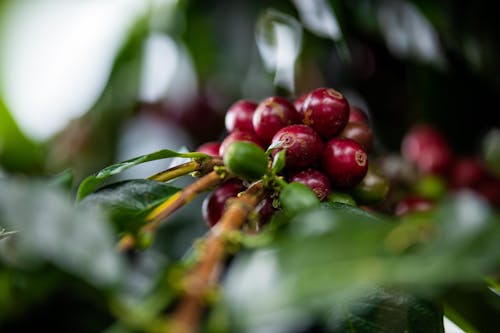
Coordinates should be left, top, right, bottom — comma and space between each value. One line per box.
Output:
339, 121, 374, 152
401, 124, 453, 175
202, 180, 245, 227
224, 100, 258, 133
271, 125, 323, 170
293, 93, 308, 113
196, 141, 221, 157
449, 157, 486, 189
289, 168, 331, 200
252, 96, 300, 144
322, 138, 368, 188
476, 178, 500, 208
219, 131, 263, 156
348, 106, 369, 125
299, 87, 350, 139
395, 196, 435, 216
255, 196, 276, 227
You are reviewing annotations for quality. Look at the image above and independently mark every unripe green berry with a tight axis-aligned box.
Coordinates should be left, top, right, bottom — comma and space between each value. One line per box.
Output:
328, 191, 356, 206
413, 174, 447, 200
223, 141, 268, 180
351, 169, 390, 205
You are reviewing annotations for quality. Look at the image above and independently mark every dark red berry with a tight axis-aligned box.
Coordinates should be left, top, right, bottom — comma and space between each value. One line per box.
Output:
255, 196, 276, 227
289, 168, 331, 201
196, 141, 221, 157
395, 196, 435, 216
322, 138, 368, 188
348, 106, 369, 125
202, 180, 245, 227
225, 100, 258, 133
448, 156, 500, 207
401, 124, 453, 175
293, 93, 308, 113
476, 177, 500, 208
339, 121, 374, 152
300, 87, 350, 139
449, 157, 486, 189
271, 125, 323, 170
252, 96, 299, 144
219, 131, 263, 156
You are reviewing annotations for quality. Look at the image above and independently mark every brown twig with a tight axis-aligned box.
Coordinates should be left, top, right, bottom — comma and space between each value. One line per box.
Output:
117, 169, 228, 252
148, 158, 223, 183
168, 181, 264, 333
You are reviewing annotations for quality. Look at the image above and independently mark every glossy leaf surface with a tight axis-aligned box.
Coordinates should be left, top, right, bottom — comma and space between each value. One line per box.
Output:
77, 149, 207, 201
80, 179, 180, 232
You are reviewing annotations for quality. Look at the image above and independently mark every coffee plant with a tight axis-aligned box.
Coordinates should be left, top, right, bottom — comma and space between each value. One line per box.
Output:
2, 85, 498, 333
2, 0, 500, 330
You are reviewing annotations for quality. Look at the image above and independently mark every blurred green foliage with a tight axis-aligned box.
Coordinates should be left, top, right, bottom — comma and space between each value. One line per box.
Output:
0, 98, 43, 172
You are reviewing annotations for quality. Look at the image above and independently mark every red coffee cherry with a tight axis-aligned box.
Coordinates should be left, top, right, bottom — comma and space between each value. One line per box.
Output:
293, 93, 308, 113
401, 124, 453, 175
225, 100, 258, 133
219, 131, 263, 156
271, 124, 323, 170
322, 138, 368, 188
252, 96, 300, 145
299, 87, 350, 139
476, 177, 500, 208
449, 157, 486, 189
339, 121, 374, 152
395, 196, 435, 216
348, 106, 369, 125
196, 141, 221, 157
202, 180, 246, 227
255, 196, 276, 227
289, 168, 331, 201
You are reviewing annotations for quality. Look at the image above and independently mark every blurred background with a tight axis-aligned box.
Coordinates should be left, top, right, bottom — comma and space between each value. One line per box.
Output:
1, 0, 498, 180
0, 0, 499, 332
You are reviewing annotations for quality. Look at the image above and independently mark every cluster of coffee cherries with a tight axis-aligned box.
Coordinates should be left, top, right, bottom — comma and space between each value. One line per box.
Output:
388, 124, 500, 215
196, 87, 384, 227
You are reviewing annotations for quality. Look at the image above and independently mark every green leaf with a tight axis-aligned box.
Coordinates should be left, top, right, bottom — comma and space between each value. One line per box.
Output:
255, 9, 302, 92
109, 253, 180, 331
0, 227, 17, 240
271, 149, 286, 173
325, 289, 443, 333
486, 276, 500, 296
279, 182, 320, 216
0, 178, 124, 288
47, 169, 74, 190
80, 179, 181, 233
0, 98, 43, 172
265, 140, 284, 154
76, 149, 207, 201
223, 192, 500, 332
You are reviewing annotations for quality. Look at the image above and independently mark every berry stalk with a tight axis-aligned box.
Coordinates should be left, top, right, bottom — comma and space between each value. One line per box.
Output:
168, 181, 264, 333
148, 158, 224, 182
